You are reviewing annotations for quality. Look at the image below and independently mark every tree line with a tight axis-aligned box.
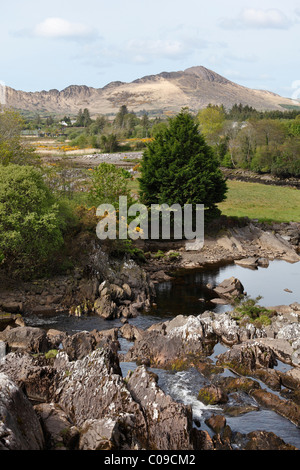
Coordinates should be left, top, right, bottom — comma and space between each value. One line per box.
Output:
197, 104, 300, 177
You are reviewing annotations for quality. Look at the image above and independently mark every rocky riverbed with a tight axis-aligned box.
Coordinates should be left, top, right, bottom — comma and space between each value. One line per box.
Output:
1, 219, 300, 450
1, 302, 300, 450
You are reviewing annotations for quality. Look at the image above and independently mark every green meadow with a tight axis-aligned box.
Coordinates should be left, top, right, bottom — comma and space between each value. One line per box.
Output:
218, 180, 300, 223
130, 176, 300, 224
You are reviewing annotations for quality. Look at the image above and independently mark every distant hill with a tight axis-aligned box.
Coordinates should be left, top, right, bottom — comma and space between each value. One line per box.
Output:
5, 66, 300, 116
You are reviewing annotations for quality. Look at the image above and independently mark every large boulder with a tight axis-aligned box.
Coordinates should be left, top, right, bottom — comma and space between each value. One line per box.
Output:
258, 231, 300, 263
0, 326, 49, 353
53, 345, 148, 449
217, 340, 278, 373
125, 315, 216, 368
0, 351, 56, 402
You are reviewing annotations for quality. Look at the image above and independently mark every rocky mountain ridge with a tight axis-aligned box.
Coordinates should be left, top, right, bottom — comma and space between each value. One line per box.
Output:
5, 66, 299, 116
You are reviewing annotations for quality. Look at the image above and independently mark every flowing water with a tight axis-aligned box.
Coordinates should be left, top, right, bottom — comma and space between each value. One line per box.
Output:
26, 259, 300, 449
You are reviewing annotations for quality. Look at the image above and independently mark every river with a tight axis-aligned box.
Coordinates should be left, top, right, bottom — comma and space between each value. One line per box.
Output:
26, 259, 300, 449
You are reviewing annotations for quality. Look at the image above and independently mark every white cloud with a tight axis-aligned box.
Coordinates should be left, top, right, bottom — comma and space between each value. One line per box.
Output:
220, 8, 291, 30
33, 17, 95, 40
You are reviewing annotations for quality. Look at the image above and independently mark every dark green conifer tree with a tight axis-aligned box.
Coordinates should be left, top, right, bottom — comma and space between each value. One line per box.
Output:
139, 109, 227, 214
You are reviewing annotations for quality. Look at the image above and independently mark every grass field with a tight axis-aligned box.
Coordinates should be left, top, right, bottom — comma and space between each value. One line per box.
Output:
218, 180, 300, 223
129, 177, 300, 223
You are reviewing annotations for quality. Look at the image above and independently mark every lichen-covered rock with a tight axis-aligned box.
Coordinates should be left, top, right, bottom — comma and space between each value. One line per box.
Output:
94, 295, 117, 319
0, 373, 44, 450
217, 340, 278, 374
78, 417, 136, 450
125, 315, 217, 368
53, 346, 148, 449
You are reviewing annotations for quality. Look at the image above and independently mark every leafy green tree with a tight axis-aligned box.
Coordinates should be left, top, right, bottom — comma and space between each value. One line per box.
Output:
89, 115, 107, 135
100, 134, 119, 153
197, 105, 226, 146
0, 107, 36, 165
139, 109, 227, 213
0, 165, 64, 277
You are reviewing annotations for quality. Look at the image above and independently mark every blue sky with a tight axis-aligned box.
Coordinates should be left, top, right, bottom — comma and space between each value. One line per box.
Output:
1, 0, 300, 99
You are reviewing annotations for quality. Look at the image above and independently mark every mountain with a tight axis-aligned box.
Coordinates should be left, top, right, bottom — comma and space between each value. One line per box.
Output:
5, 66, 299, 116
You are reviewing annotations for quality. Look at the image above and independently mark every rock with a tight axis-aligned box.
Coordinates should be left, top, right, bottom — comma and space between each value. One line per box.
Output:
277, 323, 300, 342
0, 352, 56, 402
110, 284, 125, 301
94, 295, 117, 319
223, 404, 259, 417
198, 384, 228, 405
234, 257, 259, 269
210, 298, 229, 305
204, 414, 227, 434
211, 313, 241, 345
192, 430, 214, 450
0, 373, 45, 450
0, 313, 25, 331
285, 367, 300, 384
126, 366, 196, 450
217, 340, 278, 373
0, 326, 49, 353
213, 277, 244, 301
122, 283, 132, 299
258, 231, 300, 263
79, 418, 122, 450
119, 323, 144, 342
46, 329, 67, 349
0, 301, 22, 314
34, 403, 79, 450
255, 337, 295, 365
30, 306, 57, 316
0, 340, 6, 359
51, 340, 208, 450
219, 376, 260, 394
244, 430, 297, 450
124, 315, 216, 368
53, 346, 147, 449
150, 270, 172, 282
62, 331, 97, 361
250, 389, 300, 427
257, 257, 269, 267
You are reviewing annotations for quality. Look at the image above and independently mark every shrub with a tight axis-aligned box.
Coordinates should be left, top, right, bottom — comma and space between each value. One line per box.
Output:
232, 295, 274, 326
